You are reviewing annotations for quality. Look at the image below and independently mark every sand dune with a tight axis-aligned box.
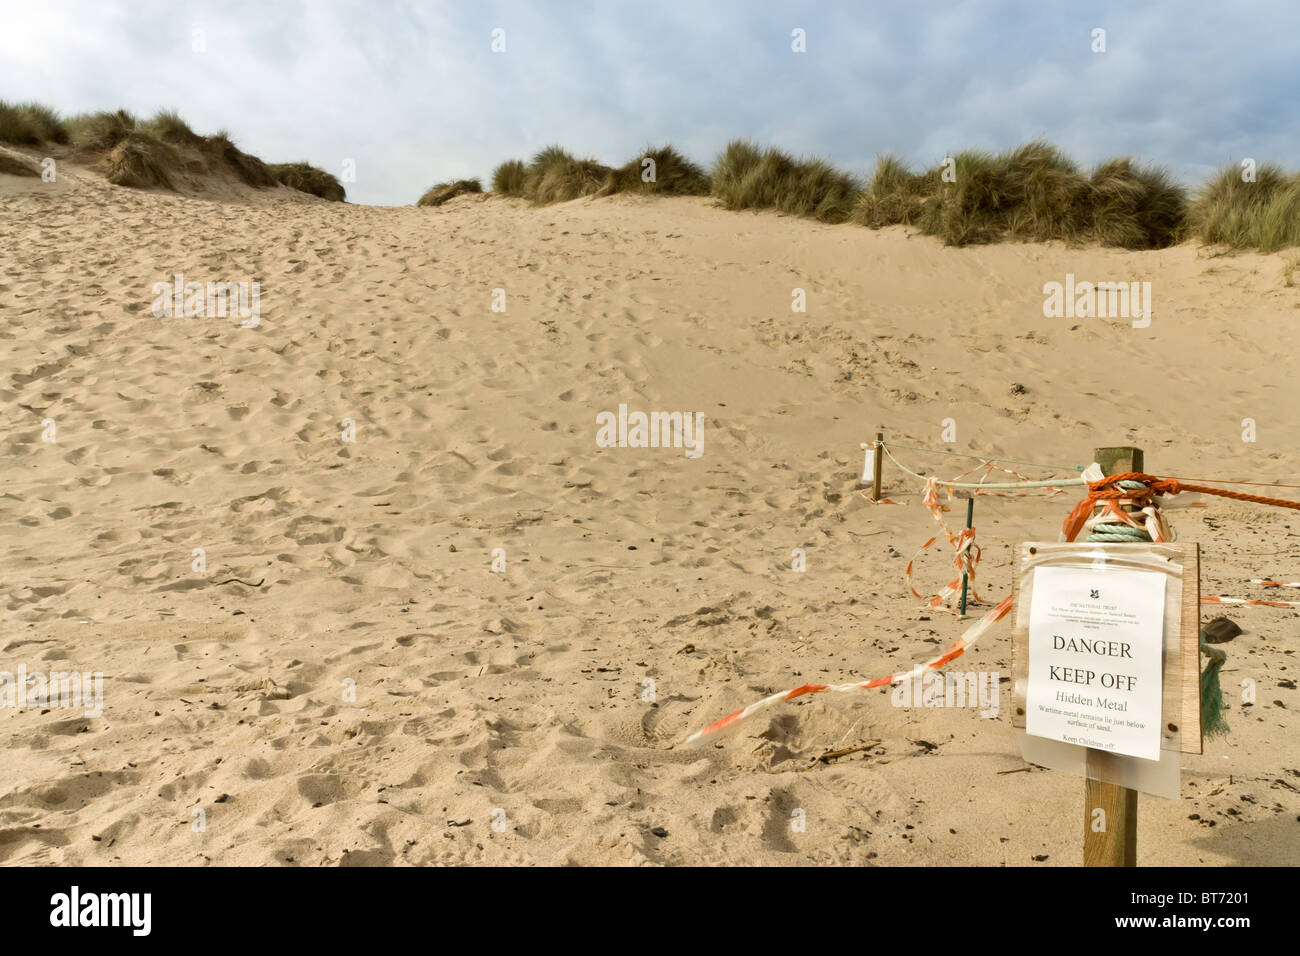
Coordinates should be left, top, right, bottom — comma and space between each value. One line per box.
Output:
2, 162, 1298, 865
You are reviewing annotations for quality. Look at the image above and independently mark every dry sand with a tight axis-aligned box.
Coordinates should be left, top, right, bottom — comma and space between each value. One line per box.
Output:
2, 154, 1298, 866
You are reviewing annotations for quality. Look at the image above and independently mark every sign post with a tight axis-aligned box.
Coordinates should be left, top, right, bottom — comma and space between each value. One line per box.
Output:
1011, 445, 1201, 866
1083, 446, 1142, 867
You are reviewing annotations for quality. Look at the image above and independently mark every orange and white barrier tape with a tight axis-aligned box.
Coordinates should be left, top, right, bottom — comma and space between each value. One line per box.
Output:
688, 453, 1300, 748
905, 477, 983, 613
1202, 595, 1300, 608
683, 595, 1013, 744
886, 451, 1066, 614
1203, 581, 1300, 608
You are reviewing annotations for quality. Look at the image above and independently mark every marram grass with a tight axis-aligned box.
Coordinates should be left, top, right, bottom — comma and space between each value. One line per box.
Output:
854, 142, 1187, 248
0, 101, 342, 200
1187, 163, 1300, 252
469, 139, 1298, 253
104, 134, 177, 190
491, 159, 527, 197
599, 145, 710, 197
269, 162, 346, 202
711, 139, 859, 223
0, 100, 68, 145
523, 145, 611, 204
417, 178, 483, 207
3, 101, 1298, 253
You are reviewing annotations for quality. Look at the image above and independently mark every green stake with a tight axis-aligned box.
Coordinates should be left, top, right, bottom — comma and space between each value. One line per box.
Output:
959, 496, 974, 616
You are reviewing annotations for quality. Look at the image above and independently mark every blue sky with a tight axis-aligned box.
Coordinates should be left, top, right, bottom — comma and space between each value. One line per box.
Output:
2, 0, 1296, 205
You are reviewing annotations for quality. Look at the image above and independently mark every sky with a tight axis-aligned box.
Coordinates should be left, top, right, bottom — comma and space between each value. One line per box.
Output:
2, 0, 1296, 205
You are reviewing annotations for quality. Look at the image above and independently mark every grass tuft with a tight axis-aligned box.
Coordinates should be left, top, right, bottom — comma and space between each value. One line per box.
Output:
1187, 163, 1300, 252
104, 133, 176, 189
851, 153, 939, 227
66, 109, 138, 151
600, 144, 710, 197
523, 146, 610, 204
269, 162, 346, 201
141, 109, 202, 146
710, 140, 859, 223
491, 159, 527, 196
709, 139, 763, 196
417, 178, 482, 206
854, 141, 1187, 248
919, 142, 1087, 245
0, 101, 69, 145
203, 131, 276, 187
1085, 158, 1186, 248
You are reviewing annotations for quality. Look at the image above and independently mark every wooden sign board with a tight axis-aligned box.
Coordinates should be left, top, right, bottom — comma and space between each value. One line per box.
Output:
1011, 541, 1201, 758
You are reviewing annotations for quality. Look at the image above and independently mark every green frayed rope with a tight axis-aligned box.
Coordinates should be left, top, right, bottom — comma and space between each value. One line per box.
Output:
1198, 639, 1229, 738
1086, 479, 1229, 739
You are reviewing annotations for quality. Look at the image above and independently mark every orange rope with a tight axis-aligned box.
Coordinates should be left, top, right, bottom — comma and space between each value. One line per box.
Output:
1061, 471, 1300, 543
1098, 473, 1300, 509
1164, 476, 1300, 490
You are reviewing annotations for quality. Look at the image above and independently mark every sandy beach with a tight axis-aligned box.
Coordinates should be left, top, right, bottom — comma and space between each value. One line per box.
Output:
2, 154, 1298, 867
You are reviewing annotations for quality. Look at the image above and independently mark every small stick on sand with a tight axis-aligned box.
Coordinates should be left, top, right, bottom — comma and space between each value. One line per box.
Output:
816, 741, 880, 763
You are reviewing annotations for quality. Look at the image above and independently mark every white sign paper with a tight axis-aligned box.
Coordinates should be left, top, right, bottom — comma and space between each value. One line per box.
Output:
1026, 565, 1165, 760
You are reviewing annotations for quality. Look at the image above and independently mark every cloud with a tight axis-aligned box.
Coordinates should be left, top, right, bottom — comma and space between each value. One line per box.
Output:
2, 0, 1297, 204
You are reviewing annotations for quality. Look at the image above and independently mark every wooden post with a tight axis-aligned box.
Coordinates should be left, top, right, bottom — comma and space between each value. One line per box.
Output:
871, 431, 884, 502
1083, 445, 1143, 867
